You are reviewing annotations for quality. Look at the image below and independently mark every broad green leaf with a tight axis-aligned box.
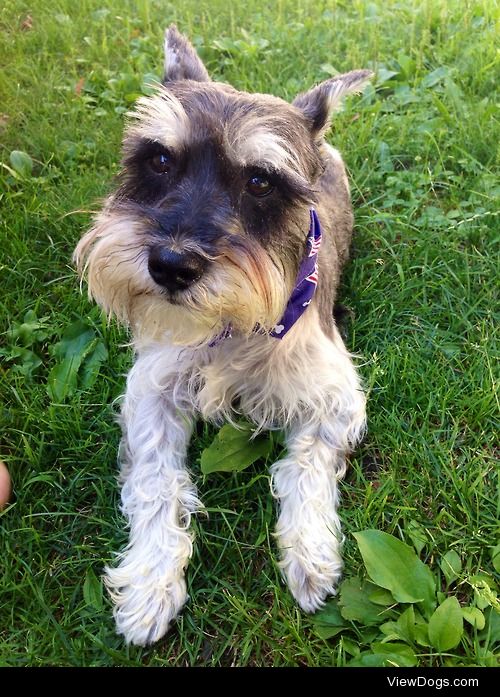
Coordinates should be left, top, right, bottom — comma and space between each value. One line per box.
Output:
319, 63, 338, 77
354, 530, 436, 616
413, 623, 431, 647
47, 358, 80, 401
349, 643, 417, 667
421, 66, 448, 88
376, 68, 399, 85
440, 550, 462, 586
480, 608, 500, 645
395, 605, 416, 644
348, 653, 387, 667
407, 519, 427, 554
428, 597, 463, 652
339, 578, 392, 626
462, 606, 485, 630
51, 321, 95, 361
397, 52, 415, 78
312, 600, 345, 639
315, 625, 344, 640
379, 621, 400, 640
380, 606, 429, 646
371, 642, 418, 667
200, 423, 272, 474
368, 586, 396, 606
340, 637, 360, 657
491, 544, 500, 575
10, 150, 33, 177
312, 600, 343, 625
83, 568, 103, 610
47, 321, 96, 401
80, 340, 108, 390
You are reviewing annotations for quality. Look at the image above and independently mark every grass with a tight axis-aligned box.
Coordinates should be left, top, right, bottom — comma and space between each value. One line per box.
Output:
0, 0, 498, 667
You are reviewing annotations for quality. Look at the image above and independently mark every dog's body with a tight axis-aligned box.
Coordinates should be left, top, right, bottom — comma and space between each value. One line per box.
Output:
75, 26, 370, 645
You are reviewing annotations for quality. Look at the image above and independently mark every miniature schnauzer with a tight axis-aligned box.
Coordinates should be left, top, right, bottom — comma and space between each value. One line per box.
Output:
75, 25, 371, 645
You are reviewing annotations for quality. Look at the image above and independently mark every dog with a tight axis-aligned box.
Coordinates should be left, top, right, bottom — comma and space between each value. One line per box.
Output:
74, 25, 371, 646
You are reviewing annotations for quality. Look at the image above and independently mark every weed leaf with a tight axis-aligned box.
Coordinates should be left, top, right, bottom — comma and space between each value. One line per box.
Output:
406, 519, 427, 554
462, 606, 485, 630
83, 568, 103, 610
421, 66, 448, 88
370, 642, 418, 667
349, 643, 417, 667
428, 597, 463, 652
368, 586, 396, 606
201, 423, 272, 474
7, 310, 50, 345
80, 339, 108, 390
481, 608, 500, 645
491, 544, 500, 575
9, 150, 33, 177
339, 578, 392, 626
312, 600, 345, 639
440, 550, 462, 586
354, 530, 436, 615
47, 321, 96, 401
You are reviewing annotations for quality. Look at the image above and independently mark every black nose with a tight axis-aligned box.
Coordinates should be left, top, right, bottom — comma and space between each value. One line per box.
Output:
148, 247, 207, 292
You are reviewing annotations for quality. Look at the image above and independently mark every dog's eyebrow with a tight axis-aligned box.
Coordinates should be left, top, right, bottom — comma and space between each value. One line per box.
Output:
228, 125, 304, 179
125, 88, 190, 151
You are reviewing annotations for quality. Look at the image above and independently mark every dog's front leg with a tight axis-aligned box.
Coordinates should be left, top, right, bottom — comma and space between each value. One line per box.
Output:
270, 332, 365, 613
271, 425, 346, 612
104, 349, 199, 646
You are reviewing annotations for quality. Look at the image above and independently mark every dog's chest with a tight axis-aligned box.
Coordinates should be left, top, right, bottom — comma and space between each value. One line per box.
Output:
192, 336, 289, 428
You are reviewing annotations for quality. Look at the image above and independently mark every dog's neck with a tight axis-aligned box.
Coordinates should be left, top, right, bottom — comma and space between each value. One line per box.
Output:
210, 208, 322, 346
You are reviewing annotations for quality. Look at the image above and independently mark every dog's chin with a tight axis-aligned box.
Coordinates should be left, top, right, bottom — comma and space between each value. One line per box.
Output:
159, 288, 185, 306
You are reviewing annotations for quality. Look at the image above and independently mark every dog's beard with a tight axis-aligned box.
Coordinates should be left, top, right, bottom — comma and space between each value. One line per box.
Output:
74, 208, 292, 347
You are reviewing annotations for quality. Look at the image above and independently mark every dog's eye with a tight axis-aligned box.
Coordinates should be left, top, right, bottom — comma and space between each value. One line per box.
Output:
149, 152, 171, 174
246, 174, 274, 197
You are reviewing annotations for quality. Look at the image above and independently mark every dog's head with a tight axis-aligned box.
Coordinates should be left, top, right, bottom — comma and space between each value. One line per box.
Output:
75, 25, 371, 346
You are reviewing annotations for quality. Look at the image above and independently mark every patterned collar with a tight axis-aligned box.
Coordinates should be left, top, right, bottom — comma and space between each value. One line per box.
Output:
210, 208, 322, 346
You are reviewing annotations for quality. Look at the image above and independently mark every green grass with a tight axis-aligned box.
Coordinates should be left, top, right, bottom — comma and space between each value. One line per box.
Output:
0, 0, 498, 667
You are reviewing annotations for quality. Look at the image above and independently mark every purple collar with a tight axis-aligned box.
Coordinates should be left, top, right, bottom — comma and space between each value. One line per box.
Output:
210, 208, 322, 345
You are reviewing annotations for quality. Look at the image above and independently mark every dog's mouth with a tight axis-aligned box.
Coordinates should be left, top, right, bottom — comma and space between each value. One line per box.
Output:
159, 288, 185, 305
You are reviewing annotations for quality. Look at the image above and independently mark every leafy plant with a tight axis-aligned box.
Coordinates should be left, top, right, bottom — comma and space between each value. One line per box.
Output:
201, 422, 274, 475
312, 529, 499, 667
47, 320, 108, 401
0, 310, 54, 377
2, 314, 108, 399
9, 150, 33, 178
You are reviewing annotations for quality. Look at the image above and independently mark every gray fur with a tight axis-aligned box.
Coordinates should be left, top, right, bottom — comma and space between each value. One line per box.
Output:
164, 24, 211, 83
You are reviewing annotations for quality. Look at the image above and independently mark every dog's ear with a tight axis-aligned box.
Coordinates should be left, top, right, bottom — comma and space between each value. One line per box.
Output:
293, 70, 373, 136
163, 24, 210, 83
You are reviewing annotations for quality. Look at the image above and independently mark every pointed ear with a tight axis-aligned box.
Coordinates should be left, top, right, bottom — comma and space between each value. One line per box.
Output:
293, 70, 373, 136
163, 24, 210, 83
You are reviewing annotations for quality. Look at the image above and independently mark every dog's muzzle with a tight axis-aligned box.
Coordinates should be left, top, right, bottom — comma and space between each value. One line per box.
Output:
148, 246, 207, 293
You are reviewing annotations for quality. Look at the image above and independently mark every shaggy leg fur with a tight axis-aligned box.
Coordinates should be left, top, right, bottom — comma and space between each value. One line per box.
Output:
271, 424, 346, 611
270, 327, 365, 611
104, 347, 199, 646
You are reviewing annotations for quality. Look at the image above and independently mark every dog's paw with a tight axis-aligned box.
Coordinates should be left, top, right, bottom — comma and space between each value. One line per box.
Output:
279, 540, 343, 613
104, 564, 188, 646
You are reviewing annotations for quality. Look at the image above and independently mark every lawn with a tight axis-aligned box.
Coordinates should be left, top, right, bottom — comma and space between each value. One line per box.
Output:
0, 0, 498, 667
